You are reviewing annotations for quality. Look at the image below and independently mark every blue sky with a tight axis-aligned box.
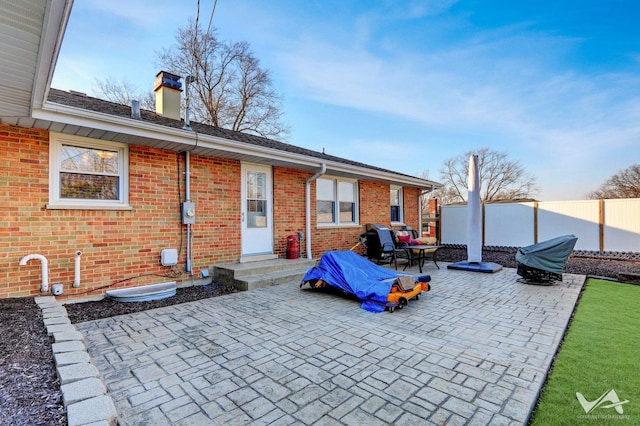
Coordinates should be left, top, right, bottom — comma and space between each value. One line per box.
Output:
52, 0, 640, 201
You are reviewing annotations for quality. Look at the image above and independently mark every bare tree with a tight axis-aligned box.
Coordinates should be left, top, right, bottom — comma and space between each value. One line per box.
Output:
94, 76, 155, 110
588, 164, 640, 199
156, 21, 289, 139
435, 147, 538, 204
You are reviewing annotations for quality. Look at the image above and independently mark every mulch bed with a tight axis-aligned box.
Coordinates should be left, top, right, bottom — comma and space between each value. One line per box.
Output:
0, 283, 236, 425
2, 251, 638, 425
0, 298, 66, 426
65, 282, 238, 323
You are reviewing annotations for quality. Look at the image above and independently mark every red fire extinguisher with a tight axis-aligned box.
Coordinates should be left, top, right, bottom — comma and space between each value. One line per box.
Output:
286, 234, 299, 259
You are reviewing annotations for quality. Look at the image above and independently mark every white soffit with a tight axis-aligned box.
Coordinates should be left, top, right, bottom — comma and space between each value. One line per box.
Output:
0, 0, 72, 117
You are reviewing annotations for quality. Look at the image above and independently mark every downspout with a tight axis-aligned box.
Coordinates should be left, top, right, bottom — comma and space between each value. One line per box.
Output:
305, 163, 326, 259
418, 191, 424, 236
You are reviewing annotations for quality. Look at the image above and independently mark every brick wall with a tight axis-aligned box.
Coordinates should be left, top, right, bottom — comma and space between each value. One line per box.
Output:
1, 123, 240, 299
273, 167, 307, 257
307, 180, 422, 258
1, 123, 424, 299
423, 198, 438, 239
189, 155, 241, 264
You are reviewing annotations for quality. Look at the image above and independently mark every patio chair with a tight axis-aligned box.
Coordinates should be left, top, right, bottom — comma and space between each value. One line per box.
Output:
360, 224, 407, 269
393, 227, 442, 270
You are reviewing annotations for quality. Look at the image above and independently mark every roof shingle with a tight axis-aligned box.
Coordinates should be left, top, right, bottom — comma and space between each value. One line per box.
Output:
48, 88, 437, 185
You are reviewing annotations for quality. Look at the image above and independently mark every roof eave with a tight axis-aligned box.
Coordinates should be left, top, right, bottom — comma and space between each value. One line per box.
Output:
31, 1, 74, 112
31, 100, 440, 189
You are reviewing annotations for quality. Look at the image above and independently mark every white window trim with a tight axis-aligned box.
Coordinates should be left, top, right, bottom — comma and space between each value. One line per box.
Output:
47, 132, 131, 210
316, 176, 359, 227
390, 185, 404, 225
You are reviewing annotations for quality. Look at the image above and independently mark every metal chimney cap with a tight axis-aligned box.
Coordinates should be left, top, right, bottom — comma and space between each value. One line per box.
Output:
154, 71, 182, 91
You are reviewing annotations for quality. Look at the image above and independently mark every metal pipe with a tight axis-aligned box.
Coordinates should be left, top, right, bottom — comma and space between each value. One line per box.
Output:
185, 151, 191, 201
185, 151, 192, 273
304, 163, 327, 259
186, 225, 192, 273
73, 251, 82, 288
19, 254, 49, 293
182, 75, 195, 131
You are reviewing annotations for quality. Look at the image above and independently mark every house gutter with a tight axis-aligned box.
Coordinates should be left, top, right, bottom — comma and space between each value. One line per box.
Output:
305, 163, 326, 259
31, 103, 441, 189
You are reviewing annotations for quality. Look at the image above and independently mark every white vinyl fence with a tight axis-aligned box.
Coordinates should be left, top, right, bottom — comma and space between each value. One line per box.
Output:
441, 198, 640, 252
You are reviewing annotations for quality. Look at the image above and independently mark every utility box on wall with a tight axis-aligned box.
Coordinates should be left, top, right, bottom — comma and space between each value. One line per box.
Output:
181, 202, 195, 224
161, 248, 178, 266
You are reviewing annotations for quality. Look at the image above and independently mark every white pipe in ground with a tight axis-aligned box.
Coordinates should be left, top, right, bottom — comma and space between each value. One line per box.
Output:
73, 251, 82, 288
19, 254, 49, 292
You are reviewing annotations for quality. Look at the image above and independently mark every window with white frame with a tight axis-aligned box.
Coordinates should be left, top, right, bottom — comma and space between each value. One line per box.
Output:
48, 133, 130, 209
316, 177, 358, 225
390, 185, 403, 223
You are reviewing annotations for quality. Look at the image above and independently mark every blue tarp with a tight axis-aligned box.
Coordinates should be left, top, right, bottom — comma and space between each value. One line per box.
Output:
302, 250, 427, 312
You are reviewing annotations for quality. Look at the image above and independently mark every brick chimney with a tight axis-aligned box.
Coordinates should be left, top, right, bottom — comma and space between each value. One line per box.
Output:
154, 71, 182, 120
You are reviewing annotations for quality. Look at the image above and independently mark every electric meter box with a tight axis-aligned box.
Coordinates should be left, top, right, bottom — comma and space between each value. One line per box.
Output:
181, 202, 196, 224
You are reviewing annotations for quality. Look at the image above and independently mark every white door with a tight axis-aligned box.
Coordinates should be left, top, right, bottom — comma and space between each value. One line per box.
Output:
241, 163, 273, 256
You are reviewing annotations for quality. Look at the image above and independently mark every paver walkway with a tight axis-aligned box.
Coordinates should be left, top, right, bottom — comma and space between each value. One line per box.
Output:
76, 265, 584, 425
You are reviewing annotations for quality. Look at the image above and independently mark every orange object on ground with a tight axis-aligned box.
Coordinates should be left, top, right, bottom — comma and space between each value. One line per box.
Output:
386, 279, 429, 312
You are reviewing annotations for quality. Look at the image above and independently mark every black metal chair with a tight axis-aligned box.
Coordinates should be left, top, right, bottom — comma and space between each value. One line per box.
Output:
360, 224, 406, 269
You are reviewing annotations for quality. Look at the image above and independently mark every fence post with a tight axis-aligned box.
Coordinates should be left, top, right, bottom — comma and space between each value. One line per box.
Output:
533, 201, 538, 243
482, 203, 486, 246
599, 199, 605, 252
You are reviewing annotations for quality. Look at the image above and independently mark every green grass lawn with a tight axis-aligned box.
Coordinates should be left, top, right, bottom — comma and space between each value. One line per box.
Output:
531, 279, 640, 425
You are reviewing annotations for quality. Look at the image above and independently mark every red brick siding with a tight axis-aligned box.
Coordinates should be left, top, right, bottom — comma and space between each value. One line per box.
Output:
423, 198, 438, 238
189, 155, 241, 264
1, 123, 423, 299
273, 167, 307, 257
1, 123, 240, 299
308, 180, 421, 258
402, 187, 420, 230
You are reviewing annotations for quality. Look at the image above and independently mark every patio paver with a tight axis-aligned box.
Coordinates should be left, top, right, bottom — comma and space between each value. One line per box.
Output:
76, 265, 584, 425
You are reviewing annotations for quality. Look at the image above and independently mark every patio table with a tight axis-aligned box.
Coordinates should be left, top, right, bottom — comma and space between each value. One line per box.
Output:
401, 245, 441, 273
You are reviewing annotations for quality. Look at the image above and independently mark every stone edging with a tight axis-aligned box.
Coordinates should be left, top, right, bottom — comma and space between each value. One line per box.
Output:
35, 296, 117, 426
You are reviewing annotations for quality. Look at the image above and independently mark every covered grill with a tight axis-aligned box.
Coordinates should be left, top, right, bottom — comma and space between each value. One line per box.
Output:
516, 234, 578, 284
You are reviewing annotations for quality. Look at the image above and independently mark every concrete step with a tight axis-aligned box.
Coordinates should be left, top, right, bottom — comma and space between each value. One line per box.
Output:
213, 258, 317, 291
235, 266, 313, 291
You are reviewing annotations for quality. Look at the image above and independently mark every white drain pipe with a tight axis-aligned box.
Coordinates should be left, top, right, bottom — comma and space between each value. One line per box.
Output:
305, 163, 326, 259
73, 251, 82, 287
19, 254, 49, 292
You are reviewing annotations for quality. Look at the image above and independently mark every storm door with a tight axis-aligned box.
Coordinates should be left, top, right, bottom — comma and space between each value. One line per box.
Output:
241, 163, 273, 256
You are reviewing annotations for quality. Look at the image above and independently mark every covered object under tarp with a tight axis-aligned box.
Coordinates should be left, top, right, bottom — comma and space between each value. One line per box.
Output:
301, 251, 430, 312
516, 234, 578, 282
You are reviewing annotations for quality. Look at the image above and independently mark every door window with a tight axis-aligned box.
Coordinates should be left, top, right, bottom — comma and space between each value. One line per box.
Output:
246, 171, 267, 228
